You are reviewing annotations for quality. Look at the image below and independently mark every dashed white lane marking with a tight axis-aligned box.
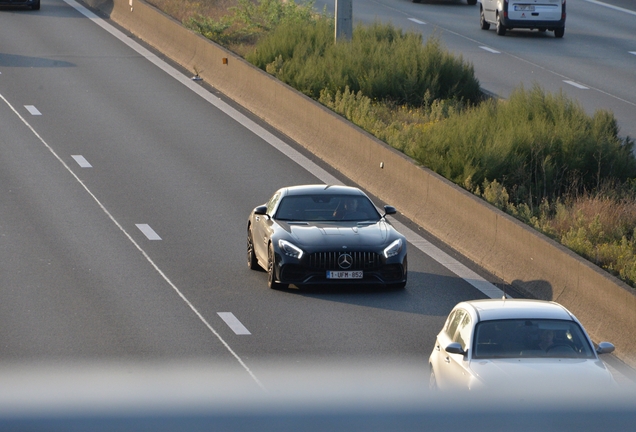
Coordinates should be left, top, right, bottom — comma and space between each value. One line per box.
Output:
408, 18, 426, 25
25, 105, 41, 116
630, 52, 636, 56
71, 155, 92, 168
62, 0, 267, 392
480, 46, 501, 54
563, 80, 589, 89
135, 224, 162, 240
218, 312, 252, 335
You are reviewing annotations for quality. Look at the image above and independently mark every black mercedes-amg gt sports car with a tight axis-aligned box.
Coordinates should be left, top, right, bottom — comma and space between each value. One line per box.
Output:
247, 185, 408, 289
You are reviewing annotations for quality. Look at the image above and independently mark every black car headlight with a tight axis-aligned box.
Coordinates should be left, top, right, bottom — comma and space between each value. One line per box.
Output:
383, 239, 403, 258
278, 239, 304, 259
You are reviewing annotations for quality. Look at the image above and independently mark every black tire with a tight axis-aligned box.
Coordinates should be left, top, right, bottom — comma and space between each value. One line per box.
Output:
267, 244, 288, 290
496, 13, 506, 36
554, 27, 565, 38
31, 0, 40, 9
247, 227, 259, 270
467, 0, 477, 5
480, 7, 490, 30
412, 0, 421, 3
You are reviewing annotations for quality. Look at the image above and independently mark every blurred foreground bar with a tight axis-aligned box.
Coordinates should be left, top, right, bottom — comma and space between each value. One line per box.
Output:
0, 360, 635, 432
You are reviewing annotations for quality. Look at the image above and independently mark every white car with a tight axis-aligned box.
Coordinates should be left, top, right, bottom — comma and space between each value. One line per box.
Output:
429, 299, 616, 392
480, 0, 566, 38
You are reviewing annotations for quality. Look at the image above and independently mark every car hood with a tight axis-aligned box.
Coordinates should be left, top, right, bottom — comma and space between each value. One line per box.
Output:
468, 358, 616, 391
282, 221, 392, 248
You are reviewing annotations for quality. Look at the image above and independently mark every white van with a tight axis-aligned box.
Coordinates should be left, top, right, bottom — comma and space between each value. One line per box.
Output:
480, 0, 566, 38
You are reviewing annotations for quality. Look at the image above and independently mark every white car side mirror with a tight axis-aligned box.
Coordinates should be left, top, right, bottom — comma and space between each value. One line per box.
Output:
596, 342, 615, 355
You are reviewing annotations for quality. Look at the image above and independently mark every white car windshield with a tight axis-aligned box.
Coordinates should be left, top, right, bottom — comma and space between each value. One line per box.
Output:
472, 319, 596, 359
275, 195, 381, 222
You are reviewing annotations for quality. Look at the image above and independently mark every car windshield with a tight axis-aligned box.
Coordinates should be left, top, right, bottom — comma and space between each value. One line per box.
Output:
472, 319, 596, 359
275, 194, 381, 222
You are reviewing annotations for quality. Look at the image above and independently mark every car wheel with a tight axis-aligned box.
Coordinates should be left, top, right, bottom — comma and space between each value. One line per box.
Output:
467, 0, 477, 5
32, 0, 40, 9
480, 6, 490, 30
429, 366, 438, 391
554, 27, 565, 38
268, 243, 288, 290
496, 14, 506, 36
412, 0, 421, 3
247, 227, 259, 270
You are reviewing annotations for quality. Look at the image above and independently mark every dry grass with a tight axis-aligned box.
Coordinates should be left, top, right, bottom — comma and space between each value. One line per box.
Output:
550, 195, 636, 241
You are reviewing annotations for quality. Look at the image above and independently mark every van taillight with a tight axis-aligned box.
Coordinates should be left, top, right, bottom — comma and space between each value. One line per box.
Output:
562, 0, 566, 18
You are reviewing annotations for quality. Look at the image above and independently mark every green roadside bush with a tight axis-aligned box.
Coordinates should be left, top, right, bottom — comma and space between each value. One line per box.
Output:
415, 85, 636, 206
185, 0, 317, 48
247, 19, 482, 106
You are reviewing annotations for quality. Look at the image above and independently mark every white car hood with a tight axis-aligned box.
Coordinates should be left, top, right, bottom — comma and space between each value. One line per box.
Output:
469, 358, 616, 391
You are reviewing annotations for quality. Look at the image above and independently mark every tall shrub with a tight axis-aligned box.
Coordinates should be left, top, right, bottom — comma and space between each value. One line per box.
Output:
247, 20, 481, 106
413, 85, 636, 206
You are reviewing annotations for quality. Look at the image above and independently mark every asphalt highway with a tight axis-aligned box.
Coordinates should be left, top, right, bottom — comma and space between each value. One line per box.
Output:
0, 0, 506, 392
0, 0, 633, 397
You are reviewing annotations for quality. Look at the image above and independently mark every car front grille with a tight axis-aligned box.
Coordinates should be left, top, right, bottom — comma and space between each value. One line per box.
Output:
307, 251, 381, 270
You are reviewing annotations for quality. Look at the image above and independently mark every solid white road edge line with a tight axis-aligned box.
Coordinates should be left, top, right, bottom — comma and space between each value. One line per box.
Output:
0, 92, 266, 392
218, 312, 252, 335
584, 0, 636, 16
60, 0, 505, 300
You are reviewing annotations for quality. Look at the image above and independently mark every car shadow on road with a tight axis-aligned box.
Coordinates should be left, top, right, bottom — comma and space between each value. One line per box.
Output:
277, 270, 502, 317
0, 53, 75, 68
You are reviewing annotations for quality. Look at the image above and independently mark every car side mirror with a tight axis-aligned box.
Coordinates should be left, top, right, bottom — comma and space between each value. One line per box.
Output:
383, 205, 397, 216
445, 342, 467, 356
596, 342, 615, 355
254, 205, 268, 216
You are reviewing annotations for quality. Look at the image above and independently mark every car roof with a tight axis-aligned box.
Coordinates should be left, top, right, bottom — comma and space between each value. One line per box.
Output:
281, 185, 366, 197
459, 299, 575, 322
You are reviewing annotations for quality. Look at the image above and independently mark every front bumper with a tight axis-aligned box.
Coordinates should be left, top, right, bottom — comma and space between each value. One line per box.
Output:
275, 251, 407, 287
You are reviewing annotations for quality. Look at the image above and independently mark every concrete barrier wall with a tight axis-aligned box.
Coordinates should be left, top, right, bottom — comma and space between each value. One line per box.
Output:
85, 0, 636, 368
